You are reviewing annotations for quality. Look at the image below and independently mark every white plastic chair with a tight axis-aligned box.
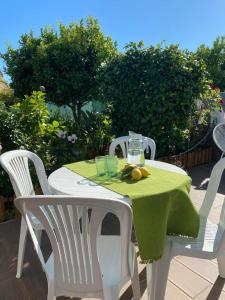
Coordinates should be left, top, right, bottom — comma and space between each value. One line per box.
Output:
213, 123, 225, 158
147, 157, 225, 300
109, 136, 156, 160
0, 150, 51, 278
15, 195, 141, 300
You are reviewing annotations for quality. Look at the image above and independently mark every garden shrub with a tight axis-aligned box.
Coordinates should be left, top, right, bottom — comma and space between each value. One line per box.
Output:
0, 91, 64, 198
1, 17, 117, 123
196, 36, 225, 91
101, 43, 210, 157
0, 91, 113, 199
79, 110, 113, 158
53, 108, 113, 163
0, 91, 63, 168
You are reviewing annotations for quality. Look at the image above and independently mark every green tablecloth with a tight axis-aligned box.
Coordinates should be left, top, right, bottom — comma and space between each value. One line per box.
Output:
64, 160, 200, 261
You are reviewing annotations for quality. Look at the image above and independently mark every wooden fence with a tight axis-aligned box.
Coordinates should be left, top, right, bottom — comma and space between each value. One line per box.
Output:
159, 146, 214, 169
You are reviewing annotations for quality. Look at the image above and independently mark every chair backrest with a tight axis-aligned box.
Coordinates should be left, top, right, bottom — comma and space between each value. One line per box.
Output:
199, 157, 225, 228
0, 150, 51, 196
15, 195, 133, 298
109, 136, 156, 160
213, 123, 225, 156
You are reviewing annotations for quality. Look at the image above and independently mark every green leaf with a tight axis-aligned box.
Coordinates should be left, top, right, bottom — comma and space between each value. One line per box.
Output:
52, 120, 59, 127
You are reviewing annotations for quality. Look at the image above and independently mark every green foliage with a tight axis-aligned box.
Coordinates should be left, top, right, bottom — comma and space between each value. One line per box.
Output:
0, 90, 113, 202
1, 20, 221, 165
101, 43, 209, 157
80, 110, 113, 157
12, 91, 61, 139
53, 109, 113, 165
0, 91, 63, 197
199, 83, 223, 111
196, 36, 225, 90
1, 17, 117, 121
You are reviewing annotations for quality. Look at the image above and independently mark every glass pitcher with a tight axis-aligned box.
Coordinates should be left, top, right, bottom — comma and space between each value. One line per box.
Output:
127, 132, 145, 166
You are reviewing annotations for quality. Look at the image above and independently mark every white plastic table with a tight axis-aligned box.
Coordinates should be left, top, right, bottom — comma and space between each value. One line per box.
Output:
48, 160, 187, 202
48, 160, 188, 300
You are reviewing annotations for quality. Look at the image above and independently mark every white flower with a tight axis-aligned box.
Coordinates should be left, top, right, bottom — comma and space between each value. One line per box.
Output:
57, 130, 67, 139
71, 134, 77, 140
39, 86, 45, 92
68, 133, 77, 143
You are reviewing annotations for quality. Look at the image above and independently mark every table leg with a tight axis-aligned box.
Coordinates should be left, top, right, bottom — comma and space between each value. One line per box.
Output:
146, 239, 172, 300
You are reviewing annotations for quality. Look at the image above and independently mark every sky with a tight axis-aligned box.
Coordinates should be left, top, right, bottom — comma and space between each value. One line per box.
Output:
0, 0, 225, 81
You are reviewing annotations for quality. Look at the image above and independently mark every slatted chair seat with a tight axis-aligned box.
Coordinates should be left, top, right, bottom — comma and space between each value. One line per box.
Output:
15, 195, 141, 300
45, 235, 136, 289
170, 219, 223, 256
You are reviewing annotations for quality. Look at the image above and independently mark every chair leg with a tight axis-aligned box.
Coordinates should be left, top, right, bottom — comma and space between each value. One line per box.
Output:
47, 280, 56, 300
146, 240, 172, 300
131, 252, 141, 300
103, 286, 119, 300
16, 217, 28, 279
146, 263, 157, 300
217, 254, 225, 278
35, 229, 42, 246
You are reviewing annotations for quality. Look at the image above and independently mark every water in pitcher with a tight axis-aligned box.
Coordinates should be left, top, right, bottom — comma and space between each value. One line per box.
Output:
127, 131, 145, 166
127, 148, 145, 166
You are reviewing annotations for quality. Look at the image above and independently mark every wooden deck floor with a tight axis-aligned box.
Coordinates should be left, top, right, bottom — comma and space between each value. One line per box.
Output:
1, 163, 225, 300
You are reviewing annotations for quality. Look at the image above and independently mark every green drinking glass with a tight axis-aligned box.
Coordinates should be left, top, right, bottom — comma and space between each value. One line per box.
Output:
106, 155, 118, 177
95, 156, 107, 176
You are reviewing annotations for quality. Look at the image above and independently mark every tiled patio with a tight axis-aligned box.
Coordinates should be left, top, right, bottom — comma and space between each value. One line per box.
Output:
1, 162, 225, 300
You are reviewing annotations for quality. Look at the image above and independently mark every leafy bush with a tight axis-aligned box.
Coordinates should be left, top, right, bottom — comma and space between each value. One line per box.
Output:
196, 36, 225, 91
101, 43, 209, 157
53, 109, 113, 164
0, 91, 64, 197
79, 110, 113, 158
1, 17, 117, 122
0, 90, 113, 200
0, 91, 62, 168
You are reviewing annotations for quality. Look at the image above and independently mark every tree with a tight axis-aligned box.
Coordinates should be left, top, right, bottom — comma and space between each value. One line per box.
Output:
101, 43, 209, 156
1, 17, 117, 121
196, 36, 225, 91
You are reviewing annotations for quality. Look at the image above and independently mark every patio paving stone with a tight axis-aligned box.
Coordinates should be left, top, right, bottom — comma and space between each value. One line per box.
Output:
168, 259, 211, 298
176, 256, 219, 286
